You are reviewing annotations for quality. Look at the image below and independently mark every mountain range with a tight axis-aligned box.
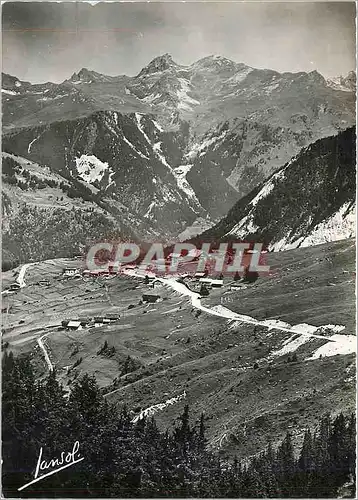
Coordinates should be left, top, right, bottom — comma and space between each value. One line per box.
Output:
1, 55, 356, 265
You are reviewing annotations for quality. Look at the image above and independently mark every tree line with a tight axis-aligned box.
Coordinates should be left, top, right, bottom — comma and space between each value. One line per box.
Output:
2, 351, 355, 498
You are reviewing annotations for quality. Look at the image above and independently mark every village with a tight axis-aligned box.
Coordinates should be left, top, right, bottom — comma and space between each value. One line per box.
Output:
2, 261, 257, 338
57, 261, 257, 333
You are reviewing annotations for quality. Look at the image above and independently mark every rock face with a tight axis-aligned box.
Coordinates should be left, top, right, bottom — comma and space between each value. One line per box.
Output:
195, 127, 356, 251
2, 55, 356, 250
326, 71, 356, 93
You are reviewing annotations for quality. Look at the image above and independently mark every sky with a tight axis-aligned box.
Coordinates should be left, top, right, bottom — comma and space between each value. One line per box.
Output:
2, 1, 356, 83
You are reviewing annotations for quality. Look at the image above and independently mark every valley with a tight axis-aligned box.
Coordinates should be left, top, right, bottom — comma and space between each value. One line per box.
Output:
2, 238, 355, 460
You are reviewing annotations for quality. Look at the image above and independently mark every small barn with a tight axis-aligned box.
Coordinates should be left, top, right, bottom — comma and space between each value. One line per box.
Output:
194, 272, 206, 279
230, 284, 243, 291
78, 318, 90, 327
199, 278, 212, 285
8, 283, 21, 291
211, 279, 224, 288
63, 268, 78, 277
105, 314, 120, 322
142, 294, 161, 303
37, 280, 50, 287
67, 320, 82, 330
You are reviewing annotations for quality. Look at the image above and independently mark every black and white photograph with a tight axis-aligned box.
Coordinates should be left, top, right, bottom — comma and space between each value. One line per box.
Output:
1, 1, 356, 497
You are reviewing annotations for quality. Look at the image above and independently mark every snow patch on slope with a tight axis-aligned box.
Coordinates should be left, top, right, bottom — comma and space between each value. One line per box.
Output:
176, 78, 200, 112
27, 133, 44, 154
122, 134, 149, 159
226, 213, 259, 238
135, 113, 151, 144
153, 142, 171, 168
185, 130, 227, 160
270, 334, 312, 358
2, 89, 19, 96
75, 155, 112, 184
269, 202, 356, 251
131, 391, 187, 423
144, 201, 156, 219
226, 67, 253, 85
142, 93, 162, 104
299, 202, 356, 247
306, 334, 356, 360
172, 164, 198, 200
152, 119, 163, 132
224, 148, 291, 237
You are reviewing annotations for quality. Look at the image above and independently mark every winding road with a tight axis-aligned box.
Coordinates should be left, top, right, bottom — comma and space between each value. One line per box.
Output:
154, 276, 342, 342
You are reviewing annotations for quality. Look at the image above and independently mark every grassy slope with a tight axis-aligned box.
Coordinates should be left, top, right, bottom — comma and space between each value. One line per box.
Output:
2, 238, 355, 460
204, 238, 356, 332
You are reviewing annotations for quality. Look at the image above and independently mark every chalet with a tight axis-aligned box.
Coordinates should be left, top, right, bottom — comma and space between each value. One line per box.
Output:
83, 269, 108, 277
144, 273, 156, 280
194, 272, 206, 279
230, 283, 243, 290
211, 279, 224, 288
199, 278, 212, 285
78, 318, 90, 326
67, 320, 82, 330
37, 280, 50, 286
8, 283, 21, 291
63, 268, 78, 277
142, 294, 161, 303
89, 270, 103, 277
105, 314, 120, 321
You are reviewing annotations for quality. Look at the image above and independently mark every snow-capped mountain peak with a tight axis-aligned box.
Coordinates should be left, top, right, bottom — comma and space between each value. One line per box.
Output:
137, 53, 178, 77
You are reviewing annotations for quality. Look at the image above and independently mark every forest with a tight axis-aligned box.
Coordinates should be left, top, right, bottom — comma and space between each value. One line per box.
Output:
2, 351, 356, 498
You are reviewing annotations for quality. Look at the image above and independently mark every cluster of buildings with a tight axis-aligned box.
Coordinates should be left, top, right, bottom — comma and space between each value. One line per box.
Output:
61, 314, 120, 331
64, 265, 245, 294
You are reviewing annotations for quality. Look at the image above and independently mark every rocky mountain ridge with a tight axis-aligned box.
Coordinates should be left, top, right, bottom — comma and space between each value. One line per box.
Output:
194, 127, 356, 250
2, 56, 356, 258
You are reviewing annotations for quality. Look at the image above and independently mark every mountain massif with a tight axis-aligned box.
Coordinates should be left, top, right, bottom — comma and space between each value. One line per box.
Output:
2, 55, 356, 265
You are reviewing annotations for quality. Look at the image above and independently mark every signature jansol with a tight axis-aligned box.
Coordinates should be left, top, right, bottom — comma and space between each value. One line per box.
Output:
18, 441, 84, 491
